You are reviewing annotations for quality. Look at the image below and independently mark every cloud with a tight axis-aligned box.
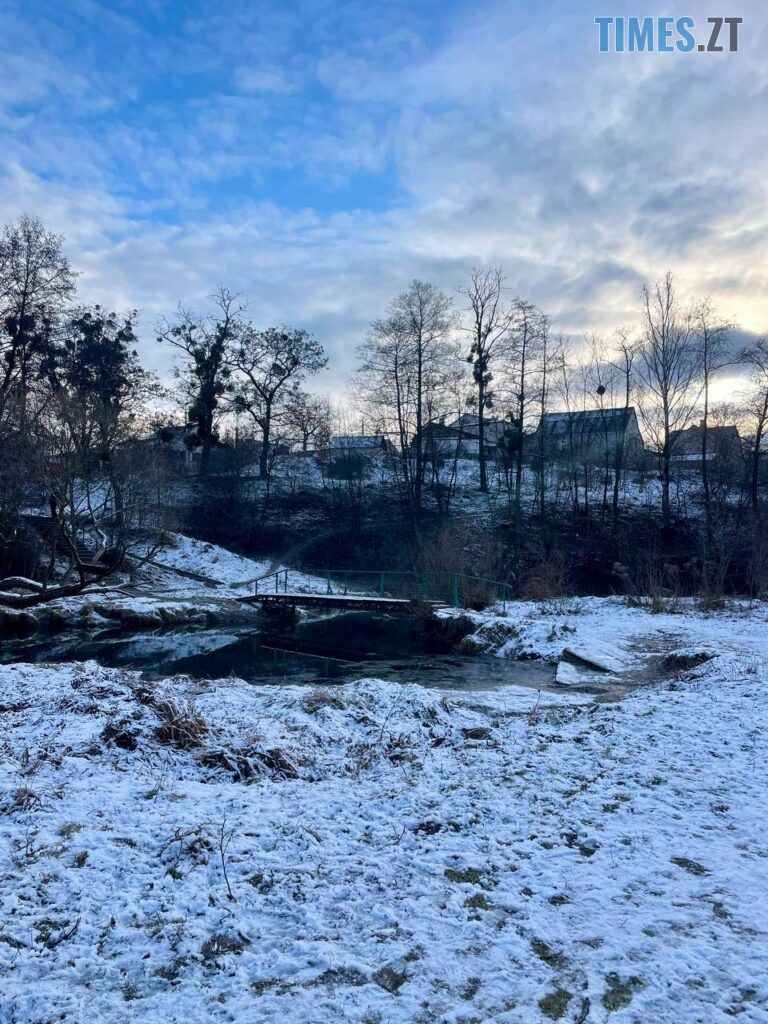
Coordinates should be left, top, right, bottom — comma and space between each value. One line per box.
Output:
232, 67, 297, 95
1, 0, 767, 398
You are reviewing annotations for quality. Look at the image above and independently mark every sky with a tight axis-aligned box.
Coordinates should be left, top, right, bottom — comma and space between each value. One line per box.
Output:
1, 0, 766, 396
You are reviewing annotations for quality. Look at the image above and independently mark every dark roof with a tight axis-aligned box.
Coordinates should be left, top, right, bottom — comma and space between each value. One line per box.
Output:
330, 435, 387, 450
538, 407, 637, 435
669, 423, 740, 441
420, 422, 463, 437
447, 414, 508, 442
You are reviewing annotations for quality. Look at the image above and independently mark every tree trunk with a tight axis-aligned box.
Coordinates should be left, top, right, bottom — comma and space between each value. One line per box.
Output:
513, 399, 525, 539
701, 378, 712, 539
752, 400, 767, 511
478, 378, 487, 493
259, 404, 272, 479
414, 342, 423, 516
661, 452, 671, 531
199, 407, 213, 477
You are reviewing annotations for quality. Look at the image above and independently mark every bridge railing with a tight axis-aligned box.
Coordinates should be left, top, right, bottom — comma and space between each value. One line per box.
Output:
253, 568, 289, 596
319, 569, 509, 610
253, 567, 510, 609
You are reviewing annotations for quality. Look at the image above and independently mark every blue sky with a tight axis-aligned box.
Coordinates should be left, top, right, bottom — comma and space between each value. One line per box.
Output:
1, 0, 766, 390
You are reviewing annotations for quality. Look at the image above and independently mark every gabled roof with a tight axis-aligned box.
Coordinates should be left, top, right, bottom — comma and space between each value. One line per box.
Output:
539, 407, 638, 434
669, 424, 740, 441
447, 414, 508, 442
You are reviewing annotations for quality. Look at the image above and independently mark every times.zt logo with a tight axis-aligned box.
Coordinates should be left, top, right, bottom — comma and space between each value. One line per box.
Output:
595, 16, 743, 53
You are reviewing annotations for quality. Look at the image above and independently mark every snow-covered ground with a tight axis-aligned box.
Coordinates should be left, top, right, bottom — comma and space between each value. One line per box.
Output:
148, 534, 271, 586
141, 532, 334, 598
1, 598, 767, 1022
0, 533, 340, 633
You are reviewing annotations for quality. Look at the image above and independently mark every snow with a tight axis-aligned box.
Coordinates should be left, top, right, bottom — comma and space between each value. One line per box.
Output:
149, 534, 270, 587
2, 533, 338, 630
455, 595, 768, 668
561, 639, 639, 675
2, 598, 767, 1022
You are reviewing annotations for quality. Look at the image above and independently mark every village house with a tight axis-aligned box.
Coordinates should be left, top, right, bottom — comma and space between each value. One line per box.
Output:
418, 414, 509, 460
533, 407, 645, 464
669, 421, 742, 468
329, 435, 393, 453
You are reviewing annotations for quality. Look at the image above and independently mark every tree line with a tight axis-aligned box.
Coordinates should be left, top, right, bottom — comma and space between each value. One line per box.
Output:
353, 270, 768, 531
2, 213, 768, 602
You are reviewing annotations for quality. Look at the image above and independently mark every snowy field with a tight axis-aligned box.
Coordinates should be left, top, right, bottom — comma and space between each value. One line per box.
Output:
1, 598, 767, 1022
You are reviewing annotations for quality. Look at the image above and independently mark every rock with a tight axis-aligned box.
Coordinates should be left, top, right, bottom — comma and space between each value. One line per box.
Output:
555, 660, 613, 686
562, 639, 635, 674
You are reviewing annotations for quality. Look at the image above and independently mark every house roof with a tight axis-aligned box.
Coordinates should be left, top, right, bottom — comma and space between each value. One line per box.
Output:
330, 435, 386, 449
446, 414, 508, 442
538, 407, 638, 435
669, 423, 740, 441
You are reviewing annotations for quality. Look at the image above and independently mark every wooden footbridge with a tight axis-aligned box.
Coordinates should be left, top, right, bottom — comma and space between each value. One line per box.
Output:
237, 568, 510, 614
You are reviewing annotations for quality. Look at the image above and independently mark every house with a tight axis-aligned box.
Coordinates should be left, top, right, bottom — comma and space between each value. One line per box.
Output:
449, 414, 509, 448
418, 415, 510, 460
329, 434, 393, 454
669, 421, 742, 467
131, 424, 236, 474
534, 407, 644, 464
418, 422, 479, 459
131, 424, 198, 471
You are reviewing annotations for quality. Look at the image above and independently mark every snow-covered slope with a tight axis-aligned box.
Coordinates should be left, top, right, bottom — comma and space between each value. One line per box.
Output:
149, 533, 271, 585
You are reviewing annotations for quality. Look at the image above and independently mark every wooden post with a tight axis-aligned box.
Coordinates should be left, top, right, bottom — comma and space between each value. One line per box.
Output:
452, 574, 459, 608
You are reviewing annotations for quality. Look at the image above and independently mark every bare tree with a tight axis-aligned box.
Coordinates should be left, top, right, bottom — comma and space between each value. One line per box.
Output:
507, 299, 548, 537
533, 326, 558, 518
0, 215, 76, 426
0, 216, 76, 581
458, 268, 514, 493
232, 326, 327, 478
608, 327, 639, 520
638, 272, 702, 532
283, 391, 332, 453
742, 338, 768, 512
157, 287, 241, 476
355, 280, 459, 521
692, 298, 734, 533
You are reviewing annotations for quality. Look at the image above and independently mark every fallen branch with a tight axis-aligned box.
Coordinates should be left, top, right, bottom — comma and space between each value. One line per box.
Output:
0, 571, 113, 609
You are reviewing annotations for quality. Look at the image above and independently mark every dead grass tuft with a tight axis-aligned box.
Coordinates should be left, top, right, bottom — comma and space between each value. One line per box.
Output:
301, 687, 346, 714
153, 699, 208, 750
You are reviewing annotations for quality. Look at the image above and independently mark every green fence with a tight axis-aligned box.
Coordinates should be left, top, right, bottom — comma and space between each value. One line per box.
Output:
254, 568, 509, 610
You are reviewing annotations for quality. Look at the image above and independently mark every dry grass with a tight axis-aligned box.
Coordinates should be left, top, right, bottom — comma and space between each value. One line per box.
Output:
153, 699, 208, 750
301, 688, 346, 714
521, 550, 572, 601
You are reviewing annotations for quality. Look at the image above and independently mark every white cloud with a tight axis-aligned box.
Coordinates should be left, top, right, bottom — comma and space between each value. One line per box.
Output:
232, 67, 297, 95
1, 0, 767, 398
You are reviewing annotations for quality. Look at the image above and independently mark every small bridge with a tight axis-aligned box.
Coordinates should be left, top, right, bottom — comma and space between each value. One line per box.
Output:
238, 568, 510, 613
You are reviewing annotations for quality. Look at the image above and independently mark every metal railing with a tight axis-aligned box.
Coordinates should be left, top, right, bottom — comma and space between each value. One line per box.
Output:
254, 568, 289, 595
255, 567, 509, 610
